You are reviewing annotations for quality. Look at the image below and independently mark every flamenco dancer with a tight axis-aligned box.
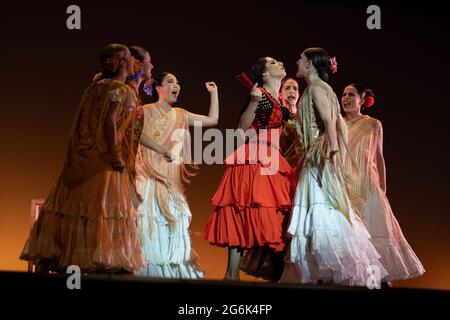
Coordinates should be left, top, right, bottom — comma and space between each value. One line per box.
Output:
205, 57, 293, 281
279, 77, 302, 169
280, 48, 387, 287
20, 44, 146, 274
239, 76, 301, 282
341, 83, 425, 285
136, 72, 219, 279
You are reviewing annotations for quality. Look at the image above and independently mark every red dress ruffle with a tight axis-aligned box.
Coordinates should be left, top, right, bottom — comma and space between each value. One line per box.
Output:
205, 101, 294, 252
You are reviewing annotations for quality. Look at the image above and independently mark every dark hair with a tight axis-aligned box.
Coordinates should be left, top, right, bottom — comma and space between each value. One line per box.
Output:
239, 58, 290, 122
348, 83, 376, 108
129, 45, 148, 62
248, 57, 268, 86
304, 47, 331, 82
280, 77, 299, 92
98, 43, 128, 79
238, 58, 268, 117
152, 72, 171, 101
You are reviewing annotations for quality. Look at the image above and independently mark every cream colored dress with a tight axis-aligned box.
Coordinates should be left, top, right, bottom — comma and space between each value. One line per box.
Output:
136, 104, 204, 279
345, 115, 425, 281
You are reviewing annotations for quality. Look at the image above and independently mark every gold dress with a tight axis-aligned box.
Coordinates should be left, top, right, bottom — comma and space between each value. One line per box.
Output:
20, 79, 146, 272
345, 115, 425, 281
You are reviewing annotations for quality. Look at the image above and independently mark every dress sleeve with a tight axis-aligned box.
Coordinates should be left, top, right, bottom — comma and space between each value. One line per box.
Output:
106, 88, 123, 103
123, 87, 136, 110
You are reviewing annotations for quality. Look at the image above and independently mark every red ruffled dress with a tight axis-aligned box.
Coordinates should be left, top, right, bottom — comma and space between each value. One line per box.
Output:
205, 91, 294, 252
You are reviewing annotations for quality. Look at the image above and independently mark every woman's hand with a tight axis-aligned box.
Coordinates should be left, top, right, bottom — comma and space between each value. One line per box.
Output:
249, 82, 262, 102
205, 81, 218, 93
327, 149, 342, 167
162, 149, 173, 162
111, 157, 125, 172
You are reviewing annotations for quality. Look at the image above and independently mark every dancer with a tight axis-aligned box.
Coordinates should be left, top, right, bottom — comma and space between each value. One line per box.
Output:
279, 77, 301, 169
20, 44, 146, 273
205, 57, 293, 281
239, 76, 300, 282
136, 72, 218, 279
125, 45, 154, 160
281, 48, 387, 286
342, 83, 425, 283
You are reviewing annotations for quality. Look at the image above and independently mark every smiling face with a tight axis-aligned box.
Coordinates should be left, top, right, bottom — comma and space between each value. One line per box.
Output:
156, 73, 181, 105
280, 78, 299, 107
263, 57, 286, 81
342, 85, 363, 114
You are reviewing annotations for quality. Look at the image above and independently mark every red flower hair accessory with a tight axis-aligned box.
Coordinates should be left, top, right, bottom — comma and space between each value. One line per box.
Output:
363, 95, 375, 108
104, 57, 120, 73
133, 59, 143, 74
329, 56, 338, 74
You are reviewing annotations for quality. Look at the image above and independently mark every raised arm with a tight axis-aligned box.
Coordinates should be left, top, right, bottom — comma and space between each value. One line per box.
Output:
187, 82, 219, 127
311, 86, 339, 162
238, 83, 261, 130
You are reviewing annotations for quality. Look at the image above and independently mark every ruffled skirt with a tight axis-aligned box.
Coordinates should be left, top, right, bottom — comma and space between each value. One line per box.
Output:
281, 168, 388, 287
205, 145, 293, 252
137, 177, 204, 279
361, 183, 425, 281
20, 168, 145, 273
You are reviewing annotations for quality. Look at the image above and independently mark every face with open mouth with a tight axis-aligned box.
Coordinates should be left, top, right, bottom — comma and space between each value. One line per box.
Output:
280, 78, 300, 107
157, 73, 181, 104
341, 85, 363, 113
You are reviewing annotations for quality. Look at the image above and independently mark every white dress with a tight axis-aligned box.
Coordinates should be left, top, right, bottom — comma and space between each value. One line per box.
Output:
281, 168, 387, 286
137, 178, 204, 279
280, 79, 388, 287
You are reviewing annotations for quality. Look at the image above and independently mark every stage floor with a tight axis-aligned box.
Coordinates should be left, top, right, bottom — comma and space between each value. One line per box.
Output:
1, 271, 448, 317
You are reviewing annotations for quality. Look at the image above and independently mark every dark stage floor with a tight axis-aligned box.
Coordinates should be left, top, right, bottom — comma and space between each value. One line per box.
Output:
1, 271, 448, 317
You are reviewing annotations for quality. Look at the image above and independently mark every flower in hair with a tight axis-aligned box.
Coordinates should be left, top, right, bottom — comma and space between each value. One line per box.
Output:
127, 60, 144, 81
364, 95, 375, 108
105, 57, 120, 73
329, 56, 338, 74
143, 79, 153, 96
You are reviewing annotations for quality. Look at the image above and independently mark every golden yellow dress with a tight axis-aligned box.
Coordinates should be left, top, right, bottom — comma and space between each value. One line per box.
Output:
345, 115, 425, 281
20, 79, 145, 272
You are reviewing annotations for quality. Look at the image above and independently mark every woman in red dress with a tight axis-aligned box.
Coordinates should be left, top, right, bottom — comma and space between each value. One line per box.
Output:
205, 57, 293, 280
